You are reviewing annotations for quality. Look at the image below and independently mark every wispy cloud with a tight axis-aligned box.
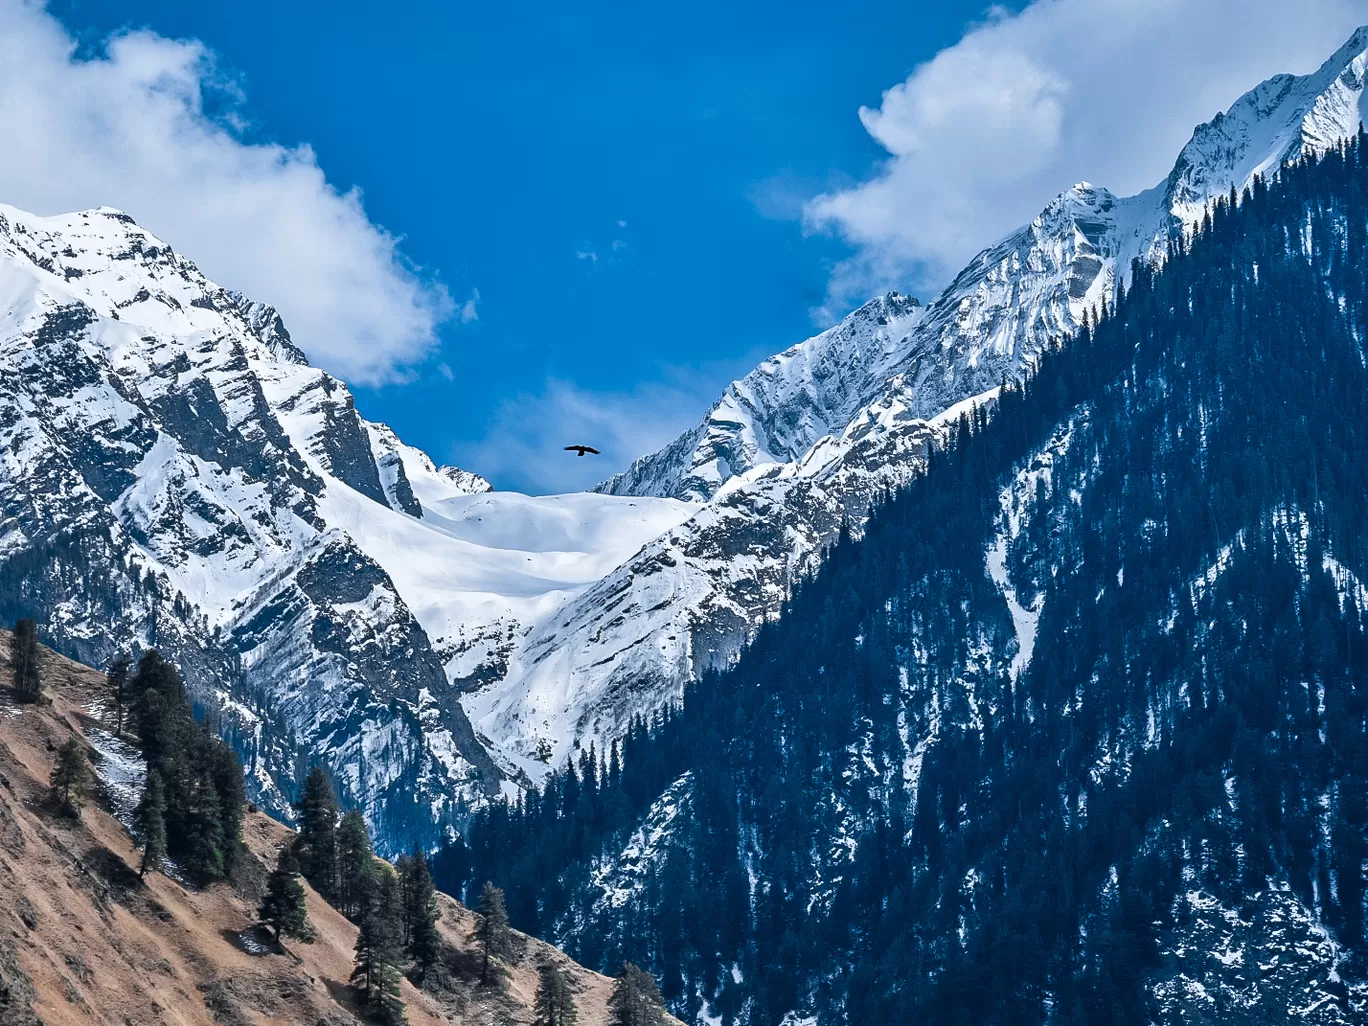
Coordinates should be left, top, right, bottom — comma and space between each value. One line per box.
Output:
458, 288, 480, 323
0, 0, 457, 385
804, 0, 1368, 321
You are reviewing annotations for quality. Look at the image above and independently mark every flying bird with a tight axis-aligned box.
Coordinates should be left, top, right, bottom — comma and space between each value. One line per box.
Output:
564, 445, 601, 457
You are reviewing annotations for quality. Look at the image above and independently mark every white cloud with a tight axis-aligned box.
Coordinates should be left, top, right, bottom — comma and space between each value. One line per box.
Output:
0, 0, 454, 384
804, 0, 1368, 319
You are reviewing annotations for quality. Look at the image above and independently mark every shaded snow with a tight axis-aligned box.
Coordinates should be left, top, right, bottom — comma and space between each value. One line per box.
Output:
84, 723, 146, 830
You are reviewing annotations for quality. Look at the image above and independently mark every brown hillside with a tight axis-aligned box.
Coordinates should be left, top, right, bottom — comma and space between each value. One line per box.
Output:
0, 632, 662, 1026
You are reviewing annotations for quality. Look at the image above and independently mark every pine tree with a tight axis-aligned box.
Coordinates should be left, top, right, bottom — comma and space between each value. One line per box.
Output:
259, 848, 314, 942
98, 649, 245, 882
352, 866, 406, 1024
182, 773, 227, 880
50, 736, 89, 815
129, 650, 190, 767
338, 808, 376, 921
534, 961, 578, 1026
106, 651, 132, 735
9, 618, 41, 703
607, 963, 665, 1026
135, 769, 168, 879
476, 881, 511, 986
293, 767, 340, 901
399, 848, 443, 983
200, 723, 245, 874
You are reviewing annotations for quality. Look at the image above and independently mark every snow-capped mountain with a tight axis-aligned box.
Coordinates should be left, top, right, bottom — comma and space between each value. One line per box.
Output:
6, 27, 1368, 852
505, 25, 1368, 777
0, 201, 694, 847
605, 26, 1368, 508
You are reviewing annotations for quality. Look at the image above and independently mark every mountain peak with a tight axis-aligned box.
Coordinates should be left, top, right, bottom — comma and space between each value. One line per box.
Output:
1324, 23, 1368, 71
1165, 26, 1368, 223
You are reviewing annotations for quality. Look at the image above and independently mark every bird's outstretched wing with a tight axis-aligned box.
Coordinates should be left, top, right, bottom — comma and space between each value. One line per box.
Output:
564, 445, 601, 455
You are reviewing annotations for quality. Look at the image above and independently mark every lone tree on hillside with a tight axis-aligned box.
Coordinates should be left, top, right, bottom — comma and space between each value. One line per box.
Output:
534, 961, 579, 1026
398, 848, 443, 983
608, 963, 665, 1026
259, 848, 315, 943
9, 618, 42, 703
292, 766, 340, 901
135, 769, 168, 878
337, 808, 376, 921
476, 881, 512, 986
352, 866, 407, 1024
106, 652, 132, 735
50, 736, 90, 815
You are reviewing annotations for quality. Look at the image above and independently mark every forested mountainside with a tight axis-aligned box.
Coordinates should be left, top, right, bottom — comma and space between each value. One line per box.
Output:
441, 141, 1368, 1024
530, 26, 1368, 776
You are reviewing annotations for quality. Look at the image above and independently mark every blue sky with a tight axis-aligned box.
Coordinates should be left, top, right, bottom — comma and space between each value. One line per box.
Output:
27, 1, 1367, 493
48, 0, 1001, 491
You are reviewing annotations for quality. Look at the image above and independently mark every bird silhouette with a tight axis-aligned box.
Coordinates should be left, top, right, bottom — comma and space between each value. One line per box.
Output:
564, 445, 601, 457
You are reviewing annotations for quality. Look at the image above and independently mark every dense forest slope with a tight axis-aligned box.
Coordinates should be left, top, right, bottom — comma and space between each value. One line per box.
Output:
445, 139, 1368, 1025
0, 633, 647, 1026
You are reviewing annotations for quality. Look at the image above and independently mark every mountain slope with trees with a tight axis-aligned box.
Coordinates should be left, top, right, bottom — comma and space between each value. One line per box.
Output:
443, 138, 1368, 1025
0, 631, 670, 1026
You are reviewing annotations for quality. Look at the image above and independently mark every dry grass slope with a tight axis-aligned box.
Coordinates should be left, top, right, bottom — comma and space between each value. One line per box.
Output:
0, 633, 667, 1026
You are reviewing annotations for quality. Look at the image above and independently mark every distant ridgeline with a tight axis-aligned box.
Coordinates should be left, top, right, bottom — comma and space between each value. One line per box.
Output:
437, 137, 1368, 1024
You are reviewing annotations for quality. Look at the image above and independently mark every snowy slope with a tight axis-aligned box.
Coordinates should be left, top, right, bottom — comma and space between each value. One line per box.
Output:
603, 28, 1368, 509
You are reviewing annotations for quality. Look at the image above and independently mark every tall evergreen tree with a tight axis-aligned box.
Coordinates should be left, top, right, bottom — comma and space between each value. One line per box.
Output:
49, 736, 89, 815
182, 772, 227, 879
534, 961, 578, 1026
352, 866, 406, 1024
134, 769, 168, 879
476, 881, 512, 986
9, 618, 41, 703
292, 766, 340, 900
259, 848, 314, 943
201, 722, 246, 873
399, 848, 443, 983
106, 651, 132, 735
338, 808, 376, 921
607, 963, 664, 1026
